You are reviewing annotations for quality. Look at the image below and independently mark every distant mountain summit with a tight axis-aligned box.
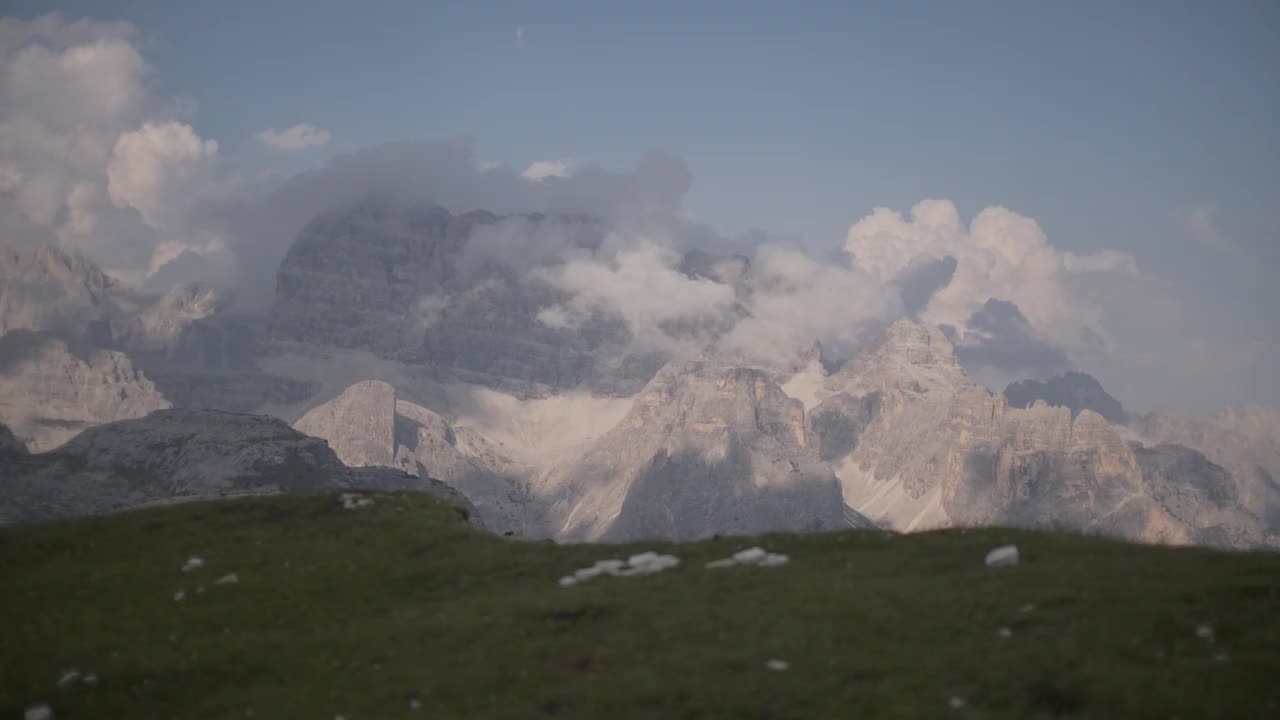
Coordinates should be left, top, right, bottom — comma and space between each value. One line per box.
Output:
813, 318, 1274, 548
1004, 371, 1128, 424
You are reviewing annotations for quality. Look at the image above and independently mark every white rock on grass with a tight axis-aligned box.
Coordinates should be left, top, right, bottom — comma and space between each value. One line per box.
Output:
339, 493, 374, 510
984, 545, 1019, 568
173, 590, 186, 602
1196, 624, 1215, 642
765, 659, 789, 671
23, 704, 53, 720
82, 674, 98, 686
705, 547, 790, 569
558, 552, 680, 586
215, 573, 239, 585
181, 556, 205, 573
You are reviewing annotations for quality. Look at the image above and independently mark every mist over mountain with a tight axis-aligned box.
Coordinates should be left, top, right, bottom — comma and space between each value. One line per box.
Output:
1, 10, 1277, 553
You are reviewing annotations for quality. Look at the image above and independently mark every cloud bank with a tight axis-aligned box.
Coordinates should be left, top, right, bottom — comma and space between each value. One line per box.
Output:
0, 13, 1271, 414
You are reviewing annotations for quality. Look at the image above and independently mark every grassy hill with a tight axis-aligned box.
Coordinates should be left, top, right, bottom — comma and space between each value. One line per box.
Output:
2, 491, 1278, 719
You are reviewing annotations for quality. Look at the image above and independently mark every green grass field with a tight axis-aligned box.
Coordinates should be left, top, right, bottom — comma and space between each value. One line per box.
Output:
3, 491, 1278, 719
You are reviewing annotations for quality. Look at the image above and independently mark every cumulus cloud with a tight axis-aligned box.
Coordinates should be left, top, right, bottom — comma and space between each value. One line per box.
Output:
108, 121, 219, 229
846, 199, 1137, 362
522, 159, 573, 181
255, 123, 331, 151
0, 14, 230, 285
718, 246, 900, 369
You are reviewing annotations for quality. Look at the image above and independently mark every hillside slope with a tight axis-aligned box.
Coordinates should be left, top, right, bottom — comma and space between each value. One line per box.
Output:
2, 491, 1277, 719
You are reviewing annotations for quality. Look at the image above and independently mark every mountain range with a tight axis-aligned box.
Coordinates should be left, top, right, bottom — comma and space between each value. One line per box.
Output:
2, 200, 1276, 548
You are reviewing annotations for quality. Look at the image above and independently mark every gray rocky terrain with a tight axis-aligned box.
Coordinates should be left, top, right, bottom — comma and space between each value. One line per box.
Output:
0, 409, 477, 526
2, 198, 1276, 549
536, 360, 875, 542
0, 330, 171, 452
293, 380, 527, 534
812, 319, 1275, 548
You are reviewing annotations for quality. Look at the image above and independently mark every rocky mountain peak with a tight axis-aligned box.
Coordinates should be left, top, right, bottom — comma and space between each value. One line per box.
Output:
1004, 371, 1128, 424
828, 317, 968, 399
0, 244, 115, 339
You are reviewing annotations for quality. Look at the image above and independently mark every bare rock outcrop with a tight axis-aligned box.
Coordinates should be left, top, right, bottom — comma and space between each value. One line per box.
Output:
540, 360, 873, 542
292, 380, 527, 533
1133, 406, 1280, 528
0, 331, 171, 452
815, 318, 1274, 548
0, 409, 478, 526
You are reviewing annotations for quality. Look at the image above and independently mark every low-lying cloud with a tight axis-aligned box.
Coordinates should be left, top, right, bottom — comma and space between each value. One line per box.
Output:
256, 123, 331, 151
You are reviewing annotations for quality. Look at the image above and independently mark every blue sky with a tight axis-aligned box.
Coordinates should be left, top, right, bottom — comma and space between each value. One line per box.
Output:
2, 1, 1277, 411
11, 0, 1278, 261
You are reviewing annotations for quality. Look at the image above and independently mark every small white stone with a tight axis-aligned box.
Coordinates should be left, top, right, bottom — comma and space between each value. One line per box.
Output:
409, 697, 422, 710
649, 554, 680, 570
82, 674, 98, 686
765, 658, 789, 671
56, 670, 81, 687
574, 567, 603, 581
1213, 652, 1230, 663
760, 553, 790, 567
627, 551, 660, 566
196, 586, 206, 594
984, 545, 1019, 568
705, 558, 737, 569
558, 576, 579, 588
23, 704, 53, 720
1018, 603, 1036, 613
949, 696, 966, 709
732, 547, 768, 565
1196, 624, 1214, 642
173, 590, 186, 602
998, 627, 1012, 639
215, 573, 239, 585
593, 559, 626, 573
181, 556, 205, 573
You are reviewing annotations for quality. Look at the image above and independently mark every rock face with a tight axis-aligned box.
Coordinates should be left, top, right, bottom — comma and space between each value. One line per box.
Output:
0, 245, 118, 342
539, 360, 873, 542
295, 380, 398, 467
1004, 371, 1128, 424
1133, 406, 1280, 529
813, 318, 1275, 548
270, 197, 658, 397
292, 380, 526, 534
0, 409, 479, 526
0, 422, 25, 456
0, 331, 171, 452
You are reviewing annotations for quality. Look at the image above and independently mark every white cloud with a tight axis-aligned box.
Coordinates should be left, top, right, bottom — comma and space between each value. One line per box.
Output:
108, 121, 219, 230
0, 14, 231, 281
255, 123, 331, 151
845, 199, 1137, 355
522, 159, 573, 181
535, 242, 737, 354
516, 25, 525, 48
720, 246, 900, 368
1182, 204, 1247, 262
